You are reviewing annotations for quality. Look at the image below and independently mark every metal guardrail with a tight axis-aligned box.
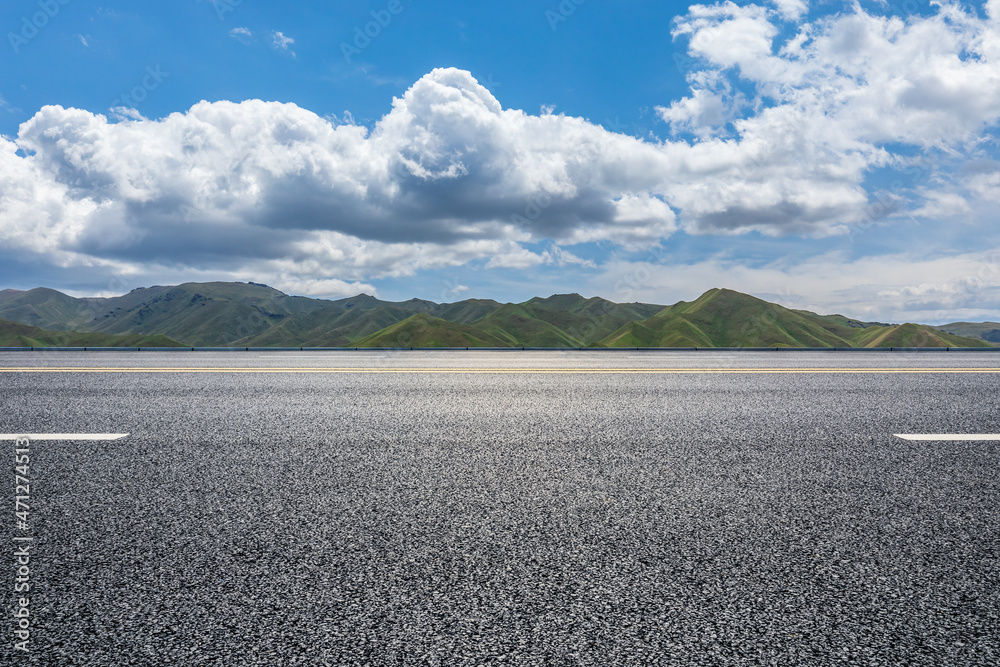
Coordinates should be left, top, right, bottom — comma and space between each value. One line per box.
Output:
1, 346, 999, 352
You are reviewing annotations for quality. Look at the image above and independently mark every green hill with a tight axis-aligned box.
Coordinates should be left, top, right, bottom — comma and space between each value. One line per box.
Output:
599, 288, 992, 349
518, 294, 664, 344
352, 313, 510, 348
600, 289, 849, 347
433, 299, 503, 325
0, 287, 97, 331
863, 322, 993, 348
0, 289, 25, 303
0, 282, 321, 346
934, 321, 1000, 344
0, 282, 994, 348
0, 318, 185, 348
472, 303, 584, 347
0, 283, 434, 347
83, 282, 332, 346
0, 283, 666, 348
232, 303, 428, 348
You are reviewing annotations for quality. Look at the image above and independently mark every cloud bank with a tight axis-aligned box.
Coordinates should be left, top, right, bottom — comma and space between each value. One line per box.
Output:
3, 1, 1000, 306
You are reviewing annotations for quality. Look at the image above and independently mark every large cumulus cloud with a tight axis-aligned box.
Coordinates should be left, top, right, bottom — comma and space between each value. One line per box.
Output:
662, 0, 1000, 234
2, 68, 678, 293
4, 1, 1000, 297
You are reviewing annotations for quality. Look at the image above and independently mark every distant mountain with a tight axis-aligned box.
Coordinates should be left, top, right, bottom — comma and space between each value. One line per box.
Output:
0, 318, 184, 348
474, 303, 584, 347
352, 313, 510, 348
0, 283, 427, 347
863, 323, 989, 348
0, 282, 993, 348
0, 287, 97, 331
934, 322, 1000, 344
0, 282, 311, 345
518, 294, 664, 344
600, 288, 838, 347
0, 283, 664, 348
598, 288, 993, 348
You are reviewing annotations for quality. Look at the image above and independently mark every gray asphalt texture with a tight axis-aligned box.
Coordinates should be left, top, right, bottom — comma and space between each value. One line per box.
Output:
2, 351, 1000, 665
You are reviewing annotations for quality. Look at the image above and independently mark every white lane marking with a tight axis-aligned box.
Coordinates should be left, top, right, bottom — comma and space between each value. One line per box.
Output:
894, 434, 1000, 441
0, 434, 130, 441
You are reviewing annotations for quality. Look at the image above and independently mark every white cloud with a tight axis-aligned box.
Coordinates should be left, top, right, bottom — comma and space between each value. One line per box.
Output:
107, 106, 146, 122
911, 190, 973, 220
257, 275, 376, 298
967, 170, 1000, 204
675, 2, 777, 72
7, 0, 1000, 308
658, 88, 726, 137
545, 246, 596, 269
485, 243, 549, 270
3, 68, 684, 285
654, 0, 1000, 236
230, 27, 252, 42
592, 248, 1000, 324
770, 0, 807, 22
272, 31, 295, 55
77, 34, 89, 47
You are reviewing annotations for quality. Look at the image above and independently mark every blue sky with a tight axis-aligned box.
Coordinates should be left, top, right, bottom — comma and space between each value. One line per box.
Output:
2, 0, 1000, 323
0, 1, 688, 139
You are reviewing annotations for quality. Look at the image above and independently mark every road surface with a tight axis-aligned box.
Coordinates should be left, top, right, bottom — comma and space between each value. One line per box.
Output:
2, 351, 998, 665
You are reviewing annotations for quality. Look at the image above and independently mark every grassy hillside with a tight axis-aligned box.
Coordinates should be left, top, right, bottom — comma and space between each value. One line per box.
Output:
352, 314, 510, 348
934, 321, 1000, 344
518, 294, 664, 344
599, 288, 992, 349
0, 283, 307, 345
0, 283, 419, 347
0, 318, 185, 348
232, 304, 426, 348
0, 283, 667, 348
473, 303, 584, 347
434, 299, 503, 325
83, 282, 332, 346
0, 287, 96, 331
0, 282, 994, 348
863, 323, 994, 348
601, 289, 851, 347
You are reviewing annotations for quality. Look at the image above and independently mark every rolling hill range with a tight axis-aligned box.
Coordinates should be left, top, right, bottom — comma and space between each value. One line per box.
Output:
598, 288, 994, 348
933, 321, 1000, 344
0, 282, 665, 348
352, 314, 511, 348
0, 318, 184, 348
0, 282, 994, 348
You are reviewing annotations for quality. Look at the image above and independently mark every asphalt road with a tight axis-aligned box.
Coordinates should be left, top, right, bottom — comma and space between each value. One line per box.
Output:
2, 351, 999, 665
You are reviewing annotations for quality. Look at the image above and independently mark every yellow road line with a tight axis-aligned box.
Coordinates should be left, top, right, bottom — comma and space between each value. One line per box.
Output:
1, 367, 1000, 374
